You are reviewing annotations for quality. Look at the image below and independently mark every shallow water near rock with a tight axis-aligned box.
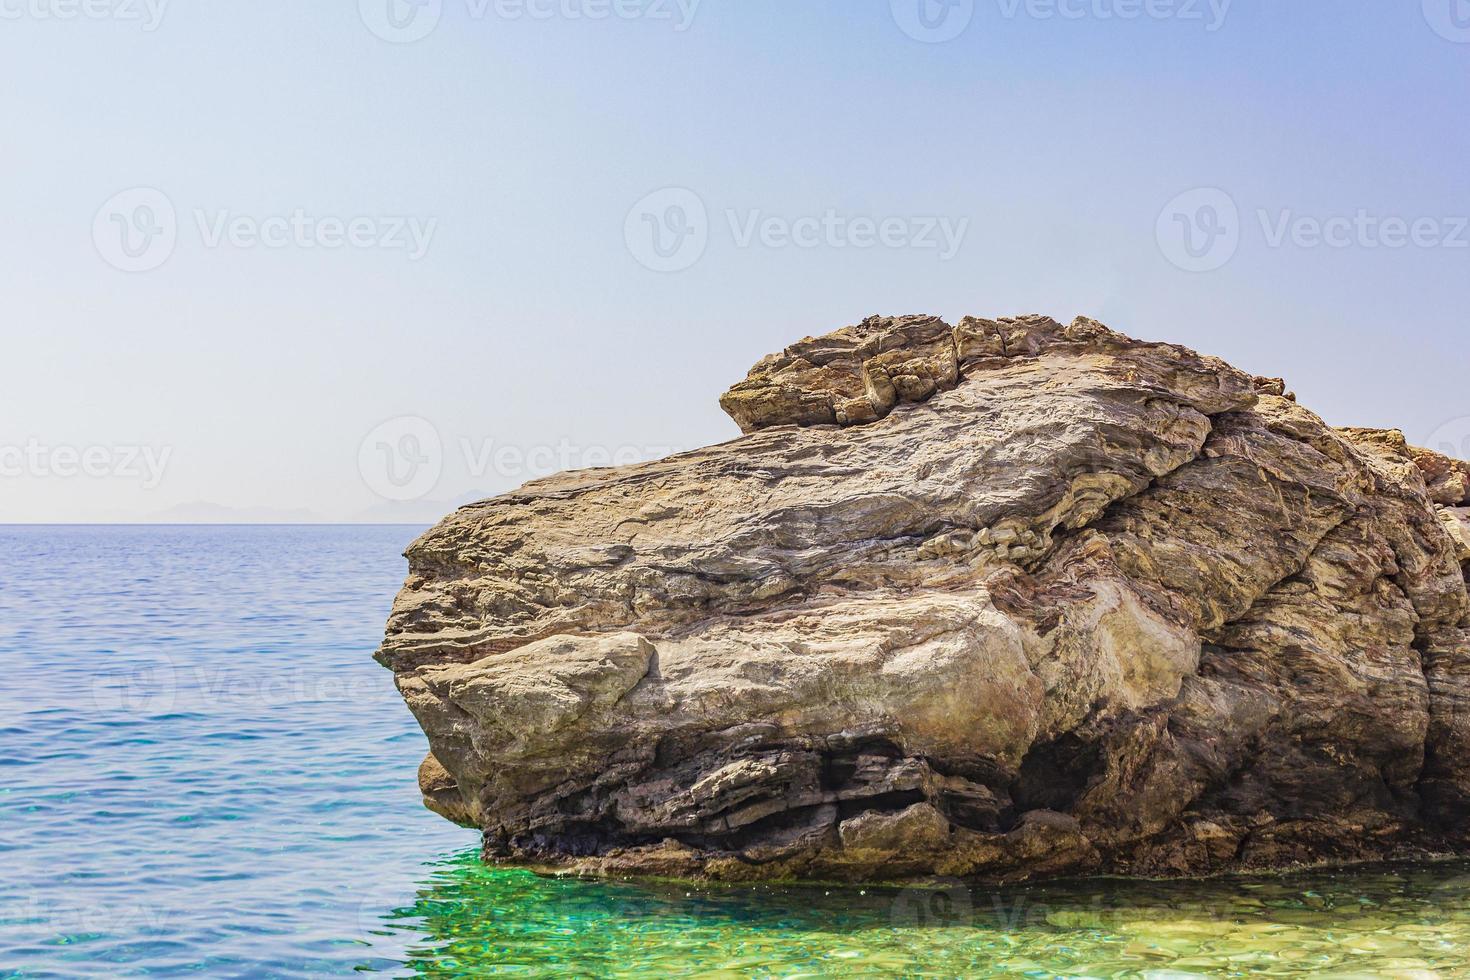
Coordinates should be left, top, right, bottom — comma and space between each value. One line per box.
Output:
6, 525, 1470, 978
385, 856, 1470, 977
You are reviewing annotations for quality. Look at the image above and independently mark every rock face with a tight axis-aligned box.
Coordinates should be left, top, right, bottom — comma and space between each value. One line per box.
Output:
377, 314, 1470, 882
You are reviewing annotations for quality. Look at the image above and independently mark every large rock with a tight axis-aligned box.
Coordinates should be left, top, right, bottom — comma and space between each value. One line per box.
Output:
377, 314, 1470, 882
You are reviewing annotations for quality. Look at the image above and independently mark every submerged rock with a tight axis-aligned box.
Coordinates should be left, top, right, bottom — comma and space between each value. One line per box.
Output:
377, 314, 1470, 882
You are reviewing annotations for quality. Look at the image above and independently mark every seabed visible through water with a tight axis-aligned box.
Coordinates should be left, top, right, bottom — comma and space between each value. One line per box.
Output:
363, 852, 1470, 977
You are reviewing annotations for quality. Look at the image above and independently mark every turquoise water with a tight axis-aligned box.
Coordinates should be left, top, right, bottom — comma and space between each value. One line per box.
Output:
5, 525, 1470, 978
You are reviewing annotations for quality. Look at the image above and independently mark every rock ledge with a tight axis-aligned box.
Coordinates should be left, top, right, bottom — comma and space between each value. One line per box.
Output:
379, 314, 1470, 882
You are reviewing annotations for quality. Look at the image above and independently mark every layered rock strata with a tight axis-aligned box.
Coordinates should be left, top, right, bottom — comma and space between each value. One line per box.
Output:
378, 314, 1470, 882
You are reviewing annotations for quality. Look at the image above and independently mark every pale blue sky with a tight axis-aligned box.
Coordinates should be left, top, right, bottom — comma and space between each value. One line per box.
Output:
3, 1, 1469, 522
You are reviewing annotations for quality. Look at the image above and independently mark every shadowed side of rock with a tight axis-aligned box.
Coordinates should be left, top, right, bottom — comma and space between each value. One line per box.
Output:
378, 313, 1470, 883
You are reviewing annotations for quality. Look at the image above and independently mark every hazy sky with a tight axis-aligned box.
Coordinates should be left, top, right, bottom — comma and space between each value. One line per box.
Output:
4, 1, 1469, 522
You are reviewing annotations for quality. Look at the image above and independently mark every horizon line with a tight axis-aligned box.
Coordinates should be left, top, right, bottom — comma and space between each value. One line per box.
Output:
0, 522, 435, 527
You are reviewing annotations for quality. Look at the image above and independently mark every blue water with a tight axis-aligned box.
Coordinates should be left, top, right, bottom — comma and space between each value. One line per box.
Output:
10, 526, 1470, 978
0, 526, 473, 976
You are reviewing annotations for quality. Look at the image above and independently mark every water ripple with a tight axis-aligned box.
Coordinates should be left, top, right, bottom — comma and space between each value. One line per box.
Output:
6, 526, 1470, 977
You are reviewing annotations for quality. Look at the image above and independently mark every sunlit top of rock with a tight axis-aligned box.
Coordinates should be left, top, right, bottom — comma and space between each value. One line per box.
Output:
718, 313, 1252, 432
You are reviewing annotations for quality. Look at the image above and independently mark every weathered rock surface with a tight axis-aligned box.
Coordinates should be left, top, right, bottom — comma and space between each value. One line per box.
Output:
378, 313, 1470, 882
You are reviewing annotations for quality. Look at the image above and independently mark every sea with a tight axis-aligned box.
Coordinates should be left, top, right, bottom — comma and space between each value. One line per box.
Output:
4, 525, 1470, 978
